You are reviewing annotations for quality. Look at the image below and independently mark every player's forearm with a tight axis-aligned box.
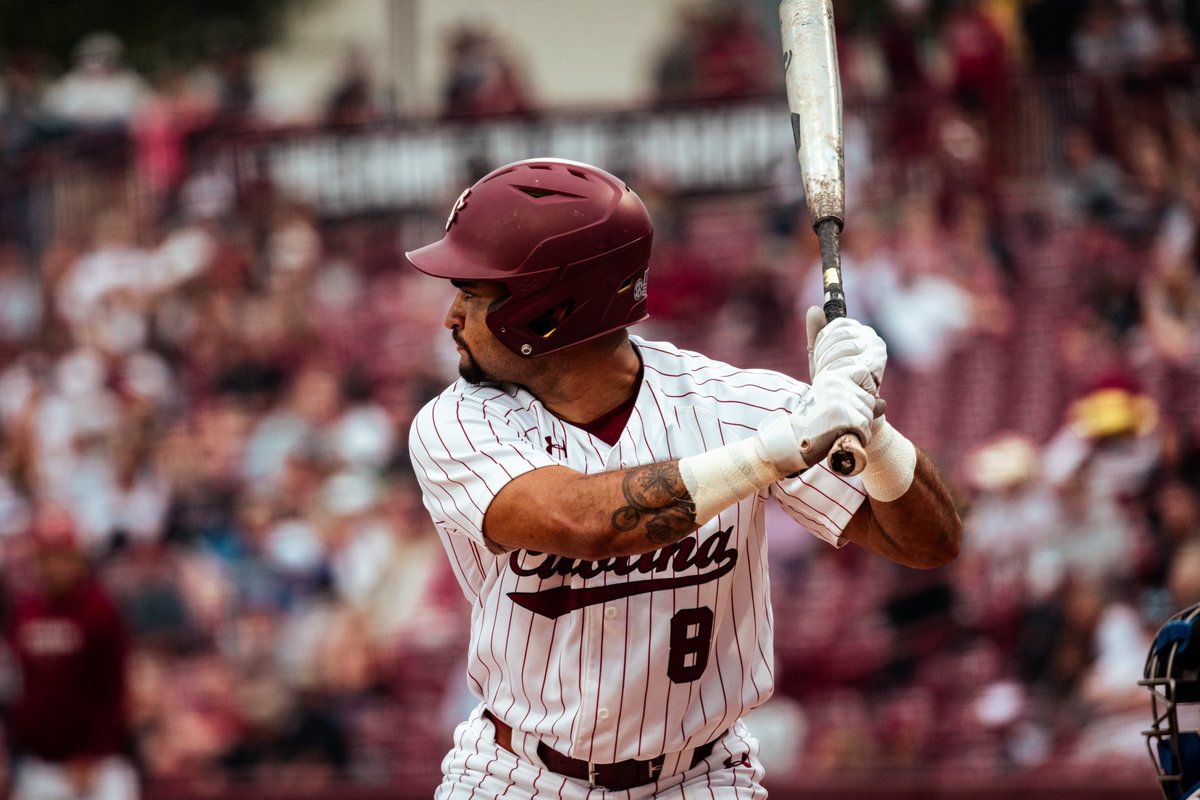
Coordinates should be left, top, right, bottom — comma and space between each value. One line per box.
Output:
485, 462, 700, 559
850, 450, 961, 568
572, 461, 702, 557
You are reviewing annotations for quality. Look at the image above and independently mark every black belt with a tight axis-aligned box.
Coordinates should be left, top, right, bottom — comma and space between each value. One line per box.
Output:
484, 710, 723, 791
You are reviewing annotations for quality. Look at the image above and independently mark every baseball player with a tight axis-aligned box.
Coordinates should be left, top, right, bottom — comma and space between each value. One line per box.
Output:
407, 159, 961, 798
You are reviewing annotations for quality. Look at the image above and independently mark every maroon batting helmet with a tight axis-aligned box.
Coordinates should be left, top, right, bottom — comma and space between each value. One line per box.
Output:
406, 158, 653, 358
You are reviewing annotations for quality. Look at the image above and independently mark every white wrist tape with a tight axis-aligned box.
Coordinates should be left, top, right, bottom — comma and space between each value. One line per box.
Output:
861, 419, 916, 502
679, 438, 783, 525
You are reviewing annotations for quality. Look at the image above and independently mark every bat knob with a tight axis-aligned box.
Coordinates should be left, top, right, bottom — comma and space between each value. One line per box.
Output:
829, 432, 867, 477
830, 449, 857, 476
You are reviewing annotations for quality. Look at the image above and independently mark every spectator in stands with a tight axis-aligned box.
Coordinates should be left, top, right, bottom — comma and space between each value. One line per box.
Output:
931, 112, 1003, 228
957, 435, 1058, 621
1, 507, 137, 800
440, 27, 535, 119
944, 1, 1014, 126
220, 594, 353, 787
871, 195, 975, 372
1139, 425, 1200, 593
1042, 377, 1162, 505
1119, 123, 1176, 249
1, 49, 54, 162
652, 0, 779, 104
241, 362, 339, 495
652, 6, 705, 105
55, 210, 156, 354
1073, 1, 1128, 73
1061, 123, 1127, 225
43, 33, 148, 131
687, 1, 779, 100
1065, 589, 1154, 765
211, 46, 257, 125
877, 0, 942, 160
642, 211, 728, 351
0, 242, 42, 353
1141, 171, 1200, 428
324, 47, 383, 128
132, 69, 215, 214
1142, 167, 1200, 347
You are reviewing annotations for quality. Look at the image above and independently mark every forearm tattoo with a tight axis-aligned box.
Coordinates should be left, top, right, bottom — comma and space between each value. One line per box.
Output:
611, 463, 697, 544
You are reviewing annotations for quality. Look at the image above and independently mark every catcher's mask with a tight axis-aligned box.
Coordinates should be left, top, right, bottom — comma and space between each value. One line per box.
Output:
1143, 603, 1200, 800
406, 158, 653, 358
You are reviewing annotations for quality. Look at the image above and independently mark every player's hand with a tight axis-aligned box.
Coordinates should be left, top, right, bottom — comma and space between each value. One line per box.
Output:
754, 368, 875, 476
806, 306, 886, 395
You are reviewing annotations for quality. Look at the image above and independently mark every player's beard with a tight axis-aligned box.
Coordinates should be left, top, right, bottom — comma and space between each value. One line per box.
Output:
453, 331, 495, 385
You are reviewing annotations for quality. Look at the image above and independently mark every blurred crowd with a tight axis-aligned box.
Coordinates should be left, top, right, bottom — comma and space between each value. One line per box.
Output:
0, 0, 1199, 795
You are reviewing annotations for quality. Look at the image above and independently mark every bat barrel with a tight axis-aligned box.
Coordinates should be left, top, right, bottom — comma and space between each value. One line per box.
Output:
780, 0, 844, 228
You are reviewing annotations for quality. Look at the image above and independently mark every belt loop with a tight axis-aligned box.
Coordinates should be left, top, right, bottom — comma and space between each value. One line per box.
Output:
510, 728, 543, 766
587, 761, 598, 788
659, 748, 685, 777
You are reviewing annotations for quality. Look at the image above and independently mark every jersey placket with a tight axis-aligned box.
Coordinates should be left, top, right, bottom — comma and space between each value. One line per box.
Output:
571, 431, 639, 756
573, 589, 607, 754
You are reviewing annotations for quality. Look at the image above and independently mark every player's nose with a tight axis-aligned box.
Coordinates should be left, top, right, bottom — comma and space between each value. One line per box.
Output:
444, 295, 465, 330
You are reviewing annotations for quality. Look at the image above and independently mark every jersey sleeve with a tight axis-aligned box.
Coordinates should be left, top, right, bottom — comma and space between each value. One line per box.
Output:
754, 377, 869, 547
770, 464, 867, 547
409, 390, 558, 549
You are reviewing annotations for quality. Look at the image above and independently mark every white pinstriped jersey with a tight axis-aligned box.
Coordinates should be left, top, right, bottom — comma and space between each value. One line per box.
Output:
409, 335, 867, 764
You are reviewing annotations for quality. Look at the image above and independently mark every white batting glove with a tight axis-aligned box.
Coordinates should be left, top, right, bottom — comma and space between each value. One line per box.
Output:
679, 368, 876, 524
755, 368, 876, 476
806, 306, 887, 395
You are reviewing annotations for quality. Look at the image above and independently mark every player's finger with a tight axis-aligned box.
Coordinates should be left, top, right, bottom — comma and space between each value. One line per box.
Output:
819, 358, 878, 395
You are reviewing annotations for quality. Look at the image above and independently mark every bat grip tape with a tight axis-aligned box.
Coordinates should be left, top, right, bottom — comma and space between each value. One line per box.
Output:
815, 218, 846, 322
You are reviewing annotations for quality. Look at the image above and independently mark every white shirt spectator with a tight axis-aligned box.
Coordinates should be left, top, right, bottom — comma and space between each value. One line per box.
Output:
43, 32, 149, 127
872, 268, 973, 370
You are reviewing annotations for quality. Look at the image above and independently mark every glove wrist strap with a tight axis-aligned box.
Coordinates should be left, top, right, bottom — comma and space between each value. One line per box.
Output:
679, 438, 784, 526
861, 418, 916, 502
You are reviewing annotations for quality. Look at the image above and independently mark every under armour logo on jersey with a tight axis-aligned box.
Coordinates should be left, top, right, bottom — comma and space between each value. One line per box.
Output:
724, 753, 752, 769
796, 390, 814, 415
445, 188, 471, 231
544, 436, 567, 458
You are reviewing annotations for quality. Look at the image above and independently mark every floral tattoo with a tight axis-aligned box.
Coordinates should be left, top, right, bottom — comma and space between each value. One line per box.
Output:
611, 463, 697, 545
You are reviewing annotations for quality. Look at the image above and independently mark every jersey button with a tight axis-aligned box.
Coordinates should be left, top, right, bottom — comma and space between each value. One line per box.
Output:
598, 708, 610, 720
605, 606, 617, 619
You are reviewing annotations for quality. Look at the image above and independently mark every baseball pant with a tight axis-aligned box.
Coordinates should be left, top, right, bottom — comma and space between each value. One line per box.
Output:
435, 704, 767, 799
11, 756, 138, 800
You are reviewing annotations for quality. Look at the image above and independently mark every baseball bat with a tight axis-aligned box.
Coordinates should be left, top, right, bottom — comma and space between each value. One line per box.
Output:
779, 0, 867, 478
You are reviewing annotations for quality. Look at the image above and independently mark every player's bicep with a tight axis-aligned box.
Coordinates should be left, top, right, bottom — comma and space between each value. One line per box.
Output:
408, 395, 557, 549
482, 464, 587, 554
